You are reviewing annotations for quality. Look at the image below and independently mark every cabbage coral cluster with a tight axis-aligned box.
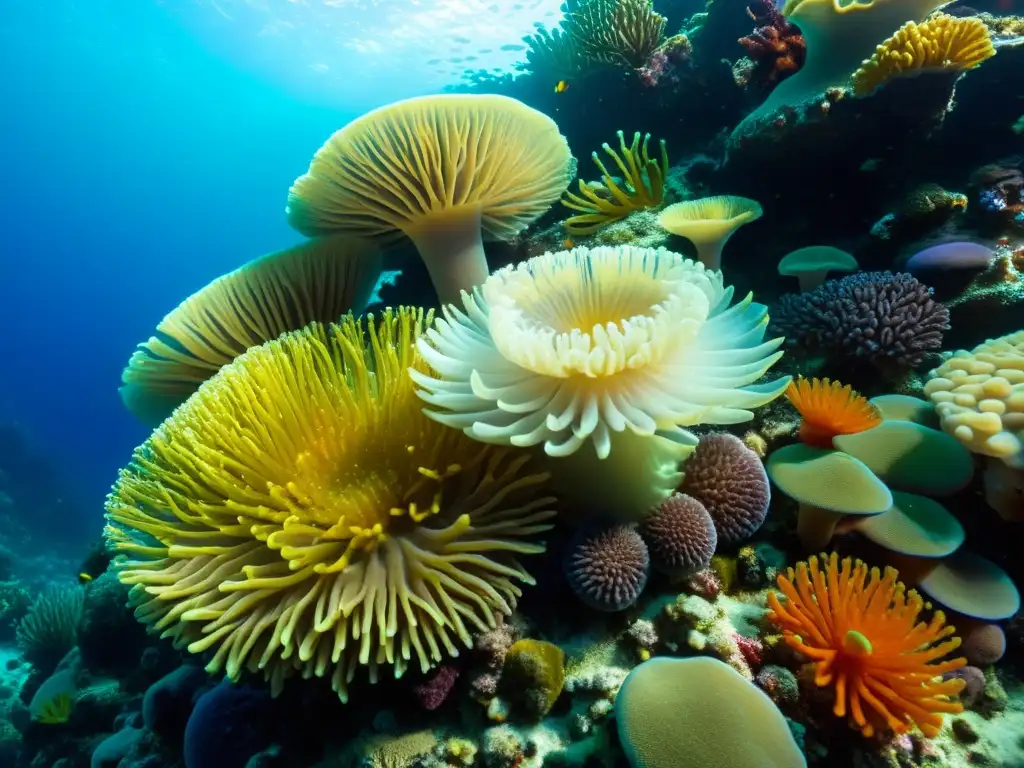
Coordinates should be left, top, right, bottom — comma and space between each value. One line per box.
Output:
105, 308, 556, 702
412, 245, 789, 519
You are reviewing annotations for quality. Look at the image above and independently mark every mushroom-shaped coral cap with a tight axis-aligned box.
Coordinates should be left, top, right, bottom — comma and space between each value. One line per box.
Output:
917, 550, 1021, 621
767, 444, 892, 551
119, 236, 383, 427
778, 246, 858, 292
832, 420, 975, 496
616, 656, 807, 768
286, 94, 574, 305
657, 196, 763, 271
851, 491, 964, 558
680, 432, 770, 545
105, 308, 557, 703
925, 330, 1024, 467
868, 394, 939, 428
412, 245, 789, 520
640, 493, 717, 577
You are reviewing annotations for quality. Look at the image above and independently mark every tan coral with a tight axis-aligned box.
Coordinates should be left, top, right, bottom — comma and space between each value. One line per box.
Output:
852, 14, 995, 97
924, 330, 1024, 467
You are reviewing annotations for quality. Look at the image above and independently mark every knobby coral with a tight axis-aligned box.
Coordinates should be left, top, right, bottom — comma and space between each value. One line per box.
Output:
565, 525, 650, 610
565, 0, 667, 69
770, 271, 949, 370
561, 131, 669, 235
738, 0, 807, 87
105, 308, 557, 702
852, 14, 995, 97
767, 553, 966, 738
785, 377, 882, 448
412, 245, 789, 519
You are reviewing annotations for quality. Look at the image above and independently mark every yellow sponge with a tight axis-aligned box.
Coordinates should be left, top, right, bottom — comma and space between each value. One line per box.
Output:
924, 330, 1024, 466
852, 13, 995, 97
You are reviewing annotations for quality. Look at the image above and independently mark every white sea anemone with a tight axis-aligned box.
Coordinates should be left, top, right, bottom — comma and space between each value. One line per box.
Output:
412, 245, 789, 517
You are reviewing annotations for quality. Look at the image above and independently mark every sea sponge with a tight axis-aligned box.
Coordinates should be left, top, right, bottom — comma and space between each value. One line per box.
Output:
680, 433, 771, 545
118, 236, 383, 426
16, 585, 84, 673
960, 623, 1006, 667
104, 308, 556, 702
500, 639, 566, 719
852, 14, 995, 97
286, 94, 574, 304
561, 131, 669, 235
924, 330, 1024, 467
640, 493, 717, 577
413, 245, 789, 520
767, 553, 966, 738
771, 271, 949, 370
564, 525, 650, 611
616, 656, 806, 768
785, 377, 882, 448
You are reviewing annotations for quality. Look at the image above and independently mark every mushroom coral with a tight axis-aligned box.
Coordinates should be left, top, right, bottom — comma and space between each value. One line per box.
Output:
561, 131, 669, 236
852, 14, 995, 97
105, 308, 557, 702
767, 553, 966, 738
616, 656, 807, 768
412, 245, 790, 520
119, 236, 383, 427
731, 0, 948, 139
286, 94, 574, 305
658, 196, 763, 272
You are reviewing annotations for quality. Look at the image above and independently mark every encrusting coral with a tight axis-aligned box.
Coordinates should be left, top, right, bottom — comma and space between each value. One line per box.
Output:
851, 14, 996, 97
412, 245, 790, 520
561, 131, 669, 235
767, 553, 967, 738
104, 308, 557, 702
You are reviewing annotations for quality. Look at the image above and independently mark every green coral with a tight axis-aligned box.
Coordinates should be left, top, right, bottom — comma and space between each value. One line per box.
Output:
501, 639, 567, 720
16, 584, 84, 672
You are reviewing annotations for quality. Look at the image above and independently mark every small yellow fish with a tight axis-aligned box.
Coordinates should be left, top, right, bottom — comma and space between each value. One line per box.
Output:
554, 80, 569, 93
77, 572, 93, 584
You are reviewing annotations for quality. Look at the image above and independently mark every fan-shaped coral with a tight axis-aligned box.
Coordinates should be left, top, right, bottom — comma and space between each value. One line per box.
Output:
565, 0, 667, 68
852, 14, 995, 97
119, 236, 383, 427
785, 377, 882, 448
412, 245, 790, 519
767, 553, 966, 738
561, 131, 668, 236
16, 585, 84, 672
770, 271, 949, 370
105, 308, 557, 702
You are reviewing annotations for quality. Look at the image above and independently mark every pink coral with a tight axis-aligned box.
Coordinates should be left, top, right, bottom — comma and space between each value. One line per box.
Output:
640, 493, 717, 577
738, 0, 806, 90
415, 665, 460, 711
684, 568, 722, 599
734, 634, 764, 669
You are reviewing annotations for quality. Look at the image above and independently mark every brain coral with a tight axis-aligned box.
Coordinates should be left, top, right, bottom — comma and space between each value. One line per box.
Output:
770, 271, 949, 369
924, 330, 1024, 467
680, 433, 770, 545
564, 525, 650, 611
104, 308, 556, 702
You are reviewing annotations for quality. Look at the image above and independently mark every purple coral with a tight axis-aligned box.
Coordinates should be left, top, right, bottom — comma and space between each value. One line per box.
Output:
770, 271, 950, 369
945, 666, 986, 709
639, 493, 717, 577
680, 433, 770, 545
415, 664, 460, 711
564, 525, 649, 611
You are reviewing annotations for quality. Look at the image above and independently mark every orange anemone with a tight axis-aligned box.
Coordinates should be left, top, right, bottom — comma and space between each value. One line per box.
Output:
785, 377, 882, 448
767, 553, 966, 739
